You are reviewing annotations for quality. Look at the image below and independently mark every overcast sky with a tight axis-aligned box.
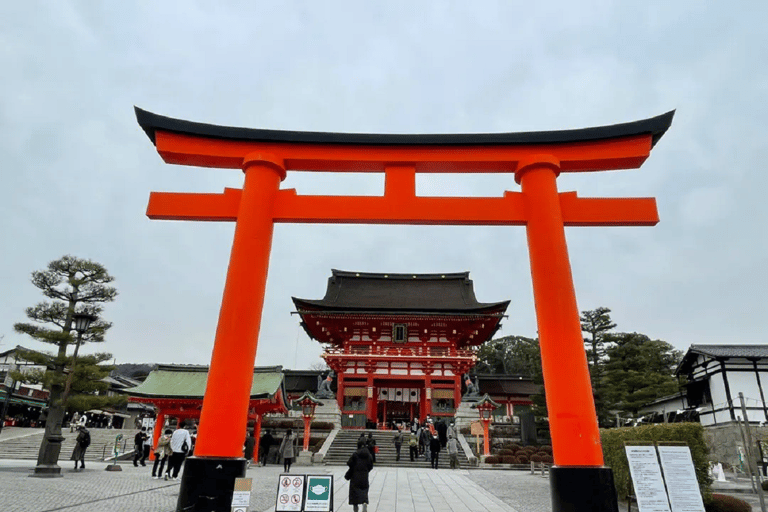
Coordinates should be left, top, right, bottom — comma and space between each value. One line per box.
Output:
1, 2, 766, 370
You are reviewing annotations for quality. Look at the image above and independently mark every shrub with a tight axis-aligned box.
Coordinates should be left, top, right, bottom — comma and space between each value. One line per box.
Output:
310, 421, 334, 430
540, 445, 553, 454
498, 449, 514, 456
485, 456, 500, 464
530, 454, 542, 463
517, 454, 529, 464
705, 494, 751, 512
541, 455, 554, 464
503, 442, 521, 452
762, 480, 768, 491
601, 423, 712, 503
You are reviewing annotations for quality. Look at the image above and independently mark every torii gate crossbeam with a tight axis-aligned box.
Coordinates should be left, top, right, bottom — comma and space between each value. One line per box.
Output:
136, 107, 673, 512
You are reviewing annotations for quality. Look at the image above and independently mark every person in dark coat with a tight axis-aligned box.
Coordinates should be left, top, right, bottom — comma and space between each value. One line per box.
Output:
346, 439, 374, 512
365, 432, 376, 463
259, 430, 274, 466
243, 430, 256, 468
436, 418, 448, 449
70, 426, 90, 470
133, 427, 148, 467
429, 434, 441, 469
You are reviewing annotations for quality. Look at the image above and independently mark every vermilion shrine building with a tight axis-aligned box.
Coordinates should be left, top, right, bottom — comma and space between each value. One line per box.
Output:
293, 269, 509, 428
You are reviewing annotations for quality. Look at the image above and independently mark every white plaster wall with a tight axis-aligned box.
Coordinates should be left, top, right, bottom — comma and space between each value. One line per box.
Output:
728, 370, 766, 409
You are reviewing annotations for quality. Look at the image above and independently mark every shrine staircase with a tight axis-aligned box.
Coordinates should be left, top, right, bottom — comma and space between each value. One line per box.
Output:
321, 429, 472, 469
0, 427, 136, 462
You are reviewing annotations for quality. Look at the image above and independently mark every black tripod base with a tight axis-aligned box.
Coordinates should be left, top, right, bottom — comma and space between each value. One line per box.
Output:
176, 456, 247, 512
550, 466, 619, 512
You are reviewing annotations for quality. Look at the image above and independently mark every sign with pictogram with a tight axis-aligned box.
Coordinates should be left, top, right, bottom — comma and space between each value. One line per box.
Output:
304, 475, 333, 511
275, 473, 305, 511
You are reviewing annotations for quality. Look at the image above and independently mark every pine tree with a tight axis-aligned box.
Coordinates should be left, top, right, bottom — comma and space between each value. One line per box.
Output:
580, 307, 616, 426
13, 255, 119, 472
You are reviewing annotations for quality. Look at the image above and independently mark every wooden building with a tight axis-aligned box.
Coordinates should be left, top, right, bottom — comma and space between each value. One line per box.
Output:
293, 270, 509, 428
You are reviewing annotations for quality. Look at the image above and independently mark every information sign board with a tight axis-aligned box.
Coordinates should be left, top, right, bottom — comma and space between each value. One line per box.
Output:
304, 475, 333, 511
625, 445, 671, 512
275, 474, 305, 512
231, 477, 252, 511
657, 446, 705, 512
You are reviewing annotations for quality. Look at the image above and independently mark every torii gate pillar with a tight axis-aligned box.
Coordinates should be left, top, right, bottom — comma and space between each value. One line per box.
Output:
136, 107, 674, 512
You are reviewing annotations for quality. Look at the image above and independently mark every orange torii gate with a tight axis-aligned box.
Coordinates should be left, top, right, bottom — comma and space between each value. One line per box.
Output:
136, 107, 673, 512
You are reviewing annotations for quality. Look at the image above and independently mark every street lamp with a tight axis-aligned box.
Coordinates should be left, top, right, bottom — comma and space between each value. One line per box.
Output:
32, 311, 97, 477
295, 391, 323, 452
472, 394, 499, 457
62, 312, 97, 402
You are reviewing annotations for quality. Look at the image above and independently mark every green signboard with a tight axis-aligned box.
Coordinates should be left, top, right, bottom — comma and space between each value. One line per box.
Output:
304, 475, 333, 512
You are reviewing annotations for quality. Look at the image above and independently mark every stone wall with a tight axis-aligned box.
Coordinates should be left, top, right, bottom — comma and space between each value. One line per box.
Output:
704, 422, 768, 468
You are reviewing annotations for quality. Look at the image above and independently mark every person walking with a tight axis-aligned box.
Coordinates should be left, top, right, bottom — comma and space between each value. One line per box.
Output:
70, 425, 90, 470
152, 429, 173, 478
392, 428, 403, 462
243, 429, 256, 468
408, 431, 418, 462
447, 434, 459, 469
365, 432, 376, 464
279, 429, 297, 473
165, 421, 192, 480
429, 434, 441, 469
69, 411, 80, 433
346, 439, 374, 512
447, 422, 456, 440
436, 418, 448, 449
133, 427, 149, 467
259, 430, 274, 466
421, 426, 431, 461
143, 427, 153, 464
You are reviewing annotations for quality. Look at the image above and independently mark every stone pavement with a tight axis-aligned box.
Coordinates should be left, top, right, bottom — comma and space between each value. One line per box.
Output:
0, 459, 553, 512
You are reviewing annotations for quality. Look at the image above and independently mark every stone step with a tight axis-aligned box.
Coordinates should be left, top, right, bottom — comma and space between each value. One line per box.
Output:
322, 429, 471, 469
0, 428, 138, 461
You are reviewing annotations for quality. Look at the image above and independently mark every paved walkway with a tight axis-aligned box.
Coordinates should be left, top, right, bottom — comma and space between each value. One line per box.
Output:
4, 458, 756, 512
0, 459, 552, 512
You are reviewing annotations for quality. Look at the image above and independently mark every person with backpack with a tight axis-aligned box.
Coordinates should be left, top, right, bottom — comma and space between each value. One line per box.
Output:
408, 431, 419, 461
165, 421, 192, 480
70, 426, 90, 470
392, 427, 403, 462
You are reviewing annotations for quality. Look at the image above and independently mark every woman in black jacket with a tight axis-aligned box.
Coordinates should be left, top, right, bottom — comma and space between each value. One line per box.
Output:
346, 439, 374, 512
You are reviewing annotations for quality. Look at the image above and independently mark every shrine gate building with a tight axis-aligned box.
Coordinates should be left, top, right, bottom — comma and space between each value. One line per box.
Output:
293, 270, 509, 428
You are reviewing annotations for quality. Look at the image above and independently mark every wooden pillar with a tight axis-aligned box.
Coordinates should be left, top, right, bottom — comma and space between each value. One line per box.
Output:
253, 414, 262, 463
366, 374, 374, 425
195, 154, 285, 458
516, 156, 603, 467
337, 372, 346, 412
149, 411, 165, 461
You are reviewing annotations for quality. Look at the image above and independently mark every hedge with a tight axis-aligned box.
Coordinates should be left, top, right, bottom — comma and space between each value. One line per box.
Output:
706, 494, 751, 512
600, 423, 712, 502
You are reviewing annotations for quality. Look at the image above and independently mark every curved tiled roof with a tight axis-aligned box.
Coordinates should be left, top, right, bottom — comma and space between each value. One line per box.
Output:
123, 365, 284, 399
292, 270, 509, 314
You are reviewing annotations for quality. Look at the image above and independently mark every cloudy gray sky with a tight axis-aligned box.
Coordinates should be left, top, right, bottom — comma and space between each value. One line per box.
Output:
1, 2, 766, 370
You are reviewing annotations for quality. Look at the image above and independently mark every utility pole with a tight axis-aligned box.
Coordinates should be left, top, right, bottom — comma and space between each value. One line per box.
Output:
740, 392, 767, 512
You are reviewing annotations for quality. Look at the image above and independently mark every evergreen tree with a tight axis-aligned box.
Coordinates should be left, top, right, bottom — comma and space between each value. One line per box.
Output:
580, 307, 617, 426
601, 332, 682, 416
475, 335, 548, 419
13, 255, 119, 471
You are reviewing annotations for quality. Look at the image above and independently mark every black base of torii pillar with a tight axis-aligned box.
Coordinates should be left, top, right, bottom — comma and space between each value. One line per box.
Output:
550, 466, 619, 512
176, 457, 247, 512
